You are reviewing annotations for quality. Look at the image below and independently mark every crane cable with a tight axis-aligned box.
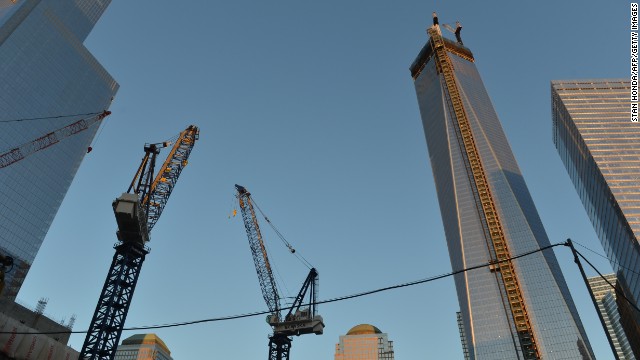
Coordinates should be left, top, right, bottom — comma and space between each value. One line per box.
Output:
251, 197, 314, 270
572, 240, 640, 276
88, 112, 112, 152
572, 246, 640, 313
0, 111, 102, 123
250, 197, 296, 301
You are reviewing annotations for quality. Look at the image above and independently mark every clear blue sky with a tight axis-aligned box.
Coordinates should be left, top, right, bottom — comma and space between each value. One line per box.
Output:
17, 1, 630, 359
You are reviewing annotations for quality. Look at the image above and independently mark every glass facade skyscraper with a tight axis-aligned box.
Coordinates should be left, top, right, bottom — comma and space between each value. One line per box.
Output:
334, 324, 394, 360
410, 21, 593, 359
587, 274, 636, 359
0, 0, 118, 299
553, 79, 640, 357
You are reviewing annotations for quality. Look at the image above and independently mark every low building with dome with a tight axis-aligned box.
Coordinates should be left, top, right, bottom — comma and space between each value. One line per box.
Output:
334, 324, 395, 359
114, 333, 173, 360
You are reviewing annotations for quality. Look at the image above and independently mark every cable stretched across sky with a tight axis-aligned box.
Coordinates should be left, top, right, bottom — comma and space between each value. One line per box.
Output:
2, 240, 633, 337
0, 111, 103, 123
0, 240, 602, 336
573, 240, 640, 277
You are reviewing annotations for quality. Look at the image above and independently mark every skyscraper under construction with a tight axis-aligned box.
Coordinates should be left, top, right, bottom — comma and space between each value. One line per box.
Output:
410, 14, 593, 359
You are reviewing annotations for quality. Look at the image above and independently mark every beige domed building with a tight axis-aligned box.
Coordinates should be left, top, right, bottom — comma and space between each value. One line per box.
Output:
334, 324, 395, 359
114, 334, 173, 360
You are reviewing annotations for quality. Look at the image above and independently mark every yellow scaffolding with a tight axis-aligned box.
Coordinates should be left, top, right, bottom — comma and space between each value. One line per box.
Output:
428, 27, 540, 360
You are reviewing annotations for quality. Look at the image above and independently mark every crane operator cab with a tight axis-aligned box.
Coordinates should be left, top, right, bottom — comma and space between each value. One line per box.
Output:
113, 193, 150, 244
272, 310, 324, 337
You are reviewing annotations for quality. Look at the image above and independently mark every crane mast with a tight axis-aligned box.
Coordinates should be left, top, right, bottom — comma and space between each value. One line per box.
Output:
235, 185, 324, 360
79, 125, 199, 360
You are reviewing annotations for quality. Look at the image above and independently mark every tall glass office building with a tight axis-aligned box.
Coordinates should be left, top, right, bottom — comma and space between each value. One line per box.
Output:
410, 19, 593, 359
587, 274, 635, 359
553, 79, 640, 357
334, 324, 394, 360
0, 0, 118, 299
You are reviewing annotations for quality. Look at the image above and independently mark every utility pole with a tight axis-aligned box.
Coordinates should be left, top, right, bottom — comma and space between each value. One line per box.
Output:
565, 238, 620, 360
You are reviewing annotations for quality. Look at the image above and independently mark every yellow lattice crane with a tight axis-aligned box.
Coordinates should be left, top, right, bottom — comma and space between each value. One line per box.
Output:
80, 125, 199, 360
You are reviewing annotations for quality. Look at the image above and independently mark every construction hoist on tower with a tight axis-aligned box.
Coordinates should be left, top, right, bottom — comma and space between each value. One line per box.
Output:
427, 13, 540, 360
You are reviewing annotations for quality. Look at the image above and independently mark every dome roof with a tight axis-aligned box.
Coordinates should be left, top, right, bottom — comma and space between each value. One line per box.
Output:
346, 324, 382, 335
121, 333, 171, 355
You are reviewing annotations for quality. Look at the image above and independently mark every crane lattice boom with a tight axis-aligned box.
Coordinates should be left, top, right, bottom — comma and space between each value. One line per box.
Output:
0, 111, 111, 168
144, 125, 199, 231
235, 184, 281, 318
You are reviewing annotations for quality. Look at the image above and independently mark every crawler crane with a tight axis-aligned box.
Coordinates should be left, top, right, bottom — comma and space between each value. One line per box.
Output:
79, 125, 199, 360
235, 185, 324, 360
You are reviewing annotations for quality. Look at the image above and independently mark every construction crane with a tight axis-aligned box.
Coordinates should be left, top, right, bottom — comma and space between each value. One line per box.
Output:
0, 110, 111, 168
235, 185, 324, 360
79, 125, 199, 360
423, 14, 539, 359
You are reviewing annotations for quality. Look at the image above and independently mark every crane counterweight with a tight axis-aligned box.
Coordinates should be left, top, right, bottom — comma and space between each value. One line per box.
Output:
113, 193, 150, 244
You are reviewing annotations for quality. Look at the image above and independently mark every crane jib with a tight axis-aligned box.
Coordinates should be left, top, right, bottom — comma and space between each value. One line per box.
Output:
0, 111, 109, 169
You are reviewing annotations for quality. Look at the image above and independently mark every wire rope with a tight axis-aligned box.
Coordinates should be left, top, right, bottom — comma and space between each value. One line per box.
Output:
0, 112, 102, 123
251, 197, 314, 269
573, 247, 640, 313
572, 239, 640, 277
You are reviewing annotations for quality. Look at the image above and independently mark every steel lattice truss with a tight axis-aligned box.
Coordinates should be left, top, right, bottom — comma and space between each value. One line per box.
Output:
0, 111, 110, 168
236, 186, 281, 317
144, 125, 199, 231
79, 242, 148, 360
268, 334, 291, 360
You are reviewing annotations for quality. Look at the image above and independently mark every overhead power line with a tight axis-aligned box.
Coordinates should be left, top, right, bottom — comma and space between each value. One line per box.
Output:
0, 242, 567, 336
4, 241, 634, 336
572, 246, 640, 314
572, 239, 640, 277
